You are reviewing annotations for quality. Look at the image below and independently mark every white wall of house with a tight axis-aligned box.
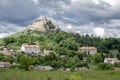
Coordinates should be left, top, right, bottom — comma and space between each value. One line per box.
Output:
0, 64, 4, 68
81, 49, 97, 55
79, 47, 97, 55
0, 63, 11, 68
104, 58, 117, 64
21, 44, 40, 54
89, 49, 97, 55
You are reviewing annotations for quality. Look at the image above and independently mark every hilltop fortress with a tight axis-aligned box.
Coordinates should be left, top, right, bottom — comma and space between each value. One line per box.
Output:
28, 17, 59, 32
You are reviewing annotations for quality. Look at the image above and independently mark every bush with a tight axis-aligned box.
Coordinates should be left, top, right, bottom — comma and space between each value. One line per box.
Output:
97, 62, 114, 70
92, 53, 102, 63
75, 62, 89, 68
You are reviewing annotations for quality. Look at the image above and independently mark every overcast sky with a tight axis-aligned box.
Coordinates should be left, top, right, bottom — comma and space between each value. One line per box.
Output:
0, 0, 120, 38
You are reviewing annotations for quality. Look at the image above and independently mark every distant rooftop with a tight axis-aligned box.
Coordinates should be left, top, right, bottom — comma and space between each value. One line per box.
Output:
105, 58, 120, 62
0, 62, 11, 65
22, 44, 40, 48
79, 47, 97, 50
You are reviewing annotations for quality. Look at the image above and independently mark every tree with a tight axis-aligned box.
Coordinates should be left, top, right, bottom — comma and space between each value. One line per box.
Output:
54, 46, 67, 55
67, 50, 76, 57
76, 51, 84, 60
0, 54, 5, 61
75, 62, 88, 68
117, 52, 120, 60
64, 57, 75, 68
97, 62, 114, 70
108, 50, 119, 58
59, 38, 78, 51
92, 53, 102, 63
5, 55, 14, 63
3, 37, 16, 45
19, 55, 36, 70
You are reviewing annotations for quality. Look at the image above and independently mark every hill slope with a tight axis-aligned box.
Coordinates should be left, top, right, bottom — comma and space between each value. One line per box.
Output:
0, 17, 79, 53
0, 17, 120, 55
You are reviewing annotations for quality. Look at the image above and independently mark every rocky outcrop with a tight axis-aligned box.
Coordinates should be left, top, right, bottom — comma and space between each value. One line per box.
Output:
28, 16, 59, 32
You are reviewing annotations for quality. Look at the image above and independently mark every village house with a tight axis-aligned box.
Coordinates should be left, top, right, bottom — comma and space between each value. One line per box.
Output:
3, 48, 12, 55
21, 44, 40, 55
0, 48, 13, 55
104, 58, 120, 65
0, 62, 11, 68
78, 47, 97, 55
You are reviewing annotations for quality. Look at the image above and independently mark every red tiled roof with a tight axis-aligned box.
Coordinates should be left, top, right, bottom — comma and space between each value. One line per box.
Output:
105, 58, 120, 62
0, 62, 11, 65
22, 44, 40, 48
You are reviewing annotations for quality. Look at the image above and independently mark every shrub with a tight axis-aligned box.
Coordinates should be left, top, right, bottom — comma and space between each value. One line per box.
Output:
92, 53, 102, 63
97, 62, 114, 70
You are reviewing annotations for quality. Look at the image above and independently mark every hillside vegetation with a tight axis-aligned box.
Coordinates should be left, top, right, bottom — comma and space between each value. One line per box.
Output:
0, 29, 120, 54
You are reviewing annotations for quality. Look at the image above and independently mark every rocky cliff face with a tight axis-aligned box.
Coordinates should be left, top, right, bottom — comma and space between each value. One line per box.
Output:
27, 17, 59, 32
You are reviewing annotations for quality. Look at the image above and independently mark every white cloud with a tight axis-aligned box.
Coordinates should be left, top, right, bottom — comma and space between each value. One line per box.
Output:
93, 27, 105, 37
93, 0, 100, 4
71, 0, 78, 3
32, 0, 40, 5
101, 0, 119, 6
76, 30, 81, 34
62, 16, 77, 22
66, 25, 72, 29
0, 33, 9, 38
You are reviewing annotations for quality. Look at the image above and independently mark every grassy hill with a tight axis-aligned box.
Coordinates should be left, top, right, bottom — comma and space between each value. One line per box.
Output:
0, 29, 79, 52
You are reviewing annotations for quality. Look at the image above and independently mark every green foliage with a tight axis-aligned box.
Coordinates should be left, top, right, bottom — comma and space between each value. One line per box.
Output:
5, 55, 14, 63
59, 38, 78, 51
18, 55, 36, 70
55, 47, 67, 55
97, 62, 114, 70
92, 53, 102, 63
0, 54, 14, 63
70, 73, 82, 80
75, 62, 89, 68
1, 29, 120, 56
76, 51, 85, 60
0, 54, 5, 61
108, 50, 119, 58
117, 53, 120, 60
3, 37, 16, 45
67, 50, 76, 57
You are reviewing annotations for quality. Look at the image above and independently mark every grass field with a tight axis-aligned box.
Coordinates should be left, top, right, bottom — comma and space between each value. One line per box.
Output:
0, 69, 120, 80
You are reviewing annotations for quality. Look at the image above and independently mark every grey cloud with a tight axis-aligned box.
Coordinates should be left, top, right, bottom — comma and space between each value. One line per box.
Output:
0, 0, 40, 25
0, 22, 25, 33
0, 0, 120, 38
